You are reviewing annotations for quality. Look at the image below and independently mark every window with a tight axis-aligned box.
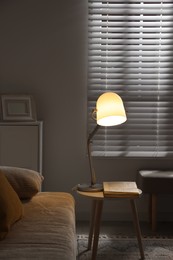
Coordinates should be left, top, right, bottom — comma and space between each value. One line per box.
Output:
88, 0, 173, 157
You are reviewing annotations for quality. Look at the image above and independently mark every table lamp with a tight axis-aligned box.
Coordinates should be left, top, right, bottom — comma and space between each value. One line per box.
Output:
77, 92, 127, 192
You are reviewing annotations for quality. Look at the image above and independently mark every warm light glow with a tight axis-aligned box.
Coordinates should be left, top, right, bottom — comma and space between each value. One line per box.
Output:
96, 92, 127, 126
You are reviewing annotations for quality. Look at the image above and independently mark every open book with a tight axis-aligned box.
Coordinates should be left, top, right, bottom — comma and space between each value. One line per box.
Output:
103, 181, 140, 198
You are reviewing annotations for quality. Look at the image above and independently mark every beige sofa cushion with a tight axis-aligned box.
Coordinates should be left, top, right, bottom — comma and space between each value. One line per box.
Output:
0, 166, 43, 199
0, 192, 76, 260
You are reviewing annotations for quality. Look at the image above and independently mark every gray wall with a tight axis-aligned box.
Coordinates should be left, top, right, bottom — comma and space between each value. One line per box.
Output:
0, 0, 173, 222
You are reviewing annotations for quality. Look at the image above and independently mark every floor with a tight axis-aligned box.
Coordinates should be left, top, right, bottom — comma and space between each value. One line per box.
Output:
76, 221, 173, 237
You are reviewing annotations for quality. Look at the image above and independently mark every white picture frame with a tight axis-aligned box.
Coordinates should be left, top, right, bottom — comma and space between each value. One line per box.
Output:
1, 95, 37, 122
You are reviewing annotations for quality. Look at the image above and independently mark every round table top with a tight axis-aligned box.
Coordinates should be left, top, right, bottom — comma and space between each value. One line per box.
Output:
77, 190, 104, 199
77, 189, 142, 199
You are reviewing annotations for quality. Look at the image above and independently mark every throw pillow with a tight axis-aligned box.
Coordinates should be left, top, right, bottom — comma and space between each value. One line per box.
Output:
0, 171, 23, 240
0, 166, 44, 199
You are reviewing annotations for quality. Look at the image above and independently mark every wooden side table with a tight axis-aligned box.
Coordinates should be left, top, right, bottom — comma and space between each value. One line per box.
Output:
77, 185, 145, 260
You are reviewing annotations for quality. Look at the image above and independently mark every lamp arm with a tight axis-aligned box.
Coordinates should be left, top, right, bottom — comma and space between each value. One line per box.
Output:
87, 124, 100, 186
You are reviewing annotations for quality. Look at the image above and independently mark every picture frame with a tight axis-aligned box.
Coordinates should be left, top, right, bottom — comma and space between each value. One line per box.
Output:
0, 94, 37, 122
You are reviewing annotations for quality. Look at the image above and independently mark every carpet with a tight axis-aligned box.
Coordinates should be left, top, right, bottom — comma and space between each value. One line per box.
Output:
77, 234, 173, 260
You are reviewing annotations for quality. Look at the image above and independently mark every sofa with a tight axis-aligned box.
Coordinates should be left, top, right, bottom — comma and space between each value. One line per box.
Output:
0, 166, 76, 260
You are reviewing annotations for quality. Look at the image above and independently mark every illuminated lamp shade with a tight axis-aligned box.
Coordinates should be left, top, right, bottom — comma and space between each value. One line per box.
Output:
96, 92, 127, 126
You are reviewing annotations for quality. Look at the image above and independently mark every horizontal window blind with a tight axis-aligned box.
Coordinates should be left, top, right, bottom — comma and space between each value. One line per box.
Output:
88, 0, 173, 157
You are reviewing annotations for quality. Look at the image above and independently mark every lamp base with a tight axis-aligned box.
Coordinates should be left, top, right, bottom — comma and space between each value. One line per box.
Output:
77, 183, 103, 192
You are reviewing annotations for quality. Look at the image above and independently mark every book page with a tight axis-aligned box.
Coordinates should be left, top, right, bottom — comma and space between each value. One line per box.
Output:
103, 181, 140, 197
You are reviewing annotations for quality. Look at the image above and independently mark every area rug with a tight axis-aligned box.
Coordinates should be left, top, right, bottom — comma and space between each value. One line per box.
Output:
77, 234, 173, 260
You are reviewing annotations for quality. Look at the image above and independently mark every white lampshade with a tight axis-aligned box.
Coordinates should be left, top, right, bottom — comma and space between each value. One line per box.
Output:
96, 92, 127, 126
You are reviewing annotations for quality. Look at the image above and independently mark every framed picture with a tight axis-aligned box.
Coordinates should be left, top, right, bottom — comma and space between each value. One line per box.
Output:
1, 95, 37, 122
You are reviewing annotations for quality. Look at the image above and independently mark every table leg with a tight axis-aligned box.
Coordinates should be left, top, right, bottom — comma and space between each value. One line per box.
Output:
149, 194, 157, 232
91, 199, 103, 260
88, 200, 97, 250
130, 199, 145, 260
